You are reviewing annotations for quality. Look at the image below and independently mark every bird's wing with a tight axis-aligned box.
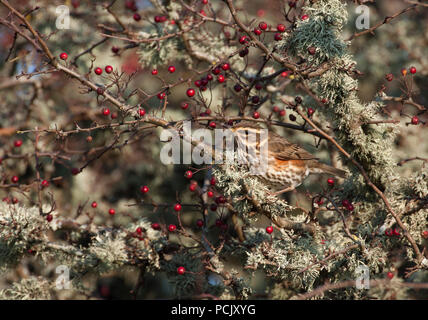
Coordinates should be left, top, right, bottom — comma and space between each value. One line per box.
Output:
269, 133, 318, 161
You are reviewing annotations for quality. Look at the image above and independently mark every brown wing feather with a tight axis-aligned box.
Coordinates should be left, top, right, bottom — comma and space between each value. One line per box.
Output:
268, 132, 318, 161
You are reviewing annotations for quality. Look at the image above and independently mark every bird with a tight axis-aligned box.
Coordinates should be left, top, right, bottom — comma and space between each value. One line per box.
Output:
229, 121, 346, 195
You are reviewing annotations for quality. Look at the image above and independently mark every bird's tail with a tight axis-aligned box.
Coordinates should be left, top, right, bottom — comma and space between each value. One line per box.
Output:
312, 163, 347, 178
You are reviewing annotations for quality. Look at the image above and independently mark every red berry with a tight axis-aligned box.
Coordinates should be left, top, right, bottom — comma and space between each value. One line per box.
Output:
102, 108, 110, 116
251, 96, 260, 104
392, 228, 400, 236
108, 208, 115, 215
259, 22, 267, 30
327, 178, 335, 186
96, 87, 104, 95
206, 74, 213, 81
139, 109, 146, 117
217, 74, 225, 83
410, 66, 416, 74
239, 35, 248, 44
253, 28, 262, 36
347, 204, 355, 211
94, 67, 103, 75
174, 203, 182, 212
212, 67, 221, 75
136, 227, 143, 235
207, 190, 214, 198
411, 116, 419, 125
177, 266, 185, 275
186, 88, 196, 97
386, 272, 394, 279
252, 111, 260, 119
210, 177, 216, 186
41, 180, 49, 188
12, 197, 18, 203
316, 198, 324, 205
151, 223, 160, 230
422, 231, 428, 239
221, 63, 230, 71
209, 121, 216, 129
202, 0, 208, 4
111, 112, 117, 119
105, 65, 113, 74
274, 33, 282, 41
266, 226, 274, 234
301, 14, 309, 20
196, 219, 204, 227
71, 0, 80, 9
91, 201, 97, 208
215, 195, 226, 204
189, 183, 197, 192
11, 176, 19, 183
140, 185, 149, 194
168, 65, 176, 73
184, 170, 193, 179
59, 52, 68, 60
71, 167, 80, 175
154, 16, 161, 23
281, 71, 289, 77
307, 108, 315, 116
277, 24, 286, 32
234, 84, 242, 92
342, 199, 350, 207
385, 229, 392, 236
385, 73, 393, 82
151, 69, 158, 75
168, 224, 177, 232
14, 140, 22, 147
133, 13, 141, 21
112, 46, 119, 54
239, 47, 249, 57
255, 82, 263, 90
194, 80, 202, 87
273, 106, 280, 113
46, 214, 53, 222
157, 92, 166, 100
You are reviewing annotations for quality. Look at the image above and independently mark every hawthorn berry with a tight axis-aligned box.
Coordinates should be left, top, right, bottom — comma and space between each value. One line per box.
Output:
157, 92, 166, 100
174, 203, 182, 212
194, 80, 202, 88
215, 196, 226, 204
342, 199, 350, 207
96, 87, 104, 95
239, 35, 248, 44
239, 47, 249, 57
206, 74, 213, 81
140, 185, 149, 194
281, 71, 289, 77
277, 24, 286, 32
273, 106, 280, 113
139, 109, 146, 117
217, 74, 225, 83
136, 227, 143, 235
274, 33, 282, 41
410, 66, 417, 74
196, 219, 204, 227
105, 65, 113, 74
154, 16, 161, 23
71, 168, 80, 175
385, 73, 393, 82
253, 28, 262, 36
151, 223, 160, 230
301, 14, 309, 20
168, 224, 177, 232
11, 176, 19, 183
189, 183, 197, 192
177, 266, 185, 275
133, 13, 141, 21
71, 0, 80, 9
279, 109, 286, 117
255, 82, 263, 90
112, 46, 119, 54
386, 272, 394, 280
46, 214, 53, 222
307, 108, 315, 116
253, 111, 260, 119
411, 116, 419, 125
212, 67, 221, 75
168, 65, 176, 73
392, 228, 400, 236
14, 140, 22, 147
422, 230, 428, 239
91, 201, 98, 208
209, 121, 216, 129
41, 180, 49, 188
210, 177, 216, 185
327, 178, 335, 187
184, 170, 193, 179
102, 108, 110, 116
59, 52, 68, 60
111, 112, 118, 119
259, 22, 267, 30
251, 96, 260, 104
207, 190, 214, 198
151, 69, 158, 75
266, 226, 274, 234
95, 67, 103, 75
186, 88, 196, 97
108, 208, 116, 215
221, 63, 230, 71
289, 0, 296, 7
234, 84, 243, 92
